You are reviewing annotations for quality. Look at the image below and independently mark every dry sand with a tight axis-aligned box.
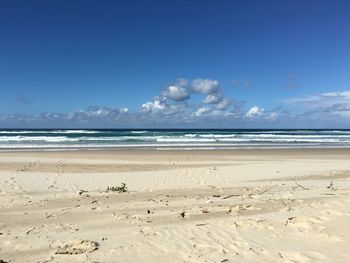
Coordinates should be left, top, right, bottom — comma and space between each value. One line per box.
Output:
1, 149, 350, 262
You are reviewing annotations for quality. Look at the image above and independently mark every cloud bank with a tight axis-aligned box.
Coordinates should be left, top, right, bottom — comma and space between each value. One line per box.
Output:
285, 91, 350, 120
1, 79, 350, 128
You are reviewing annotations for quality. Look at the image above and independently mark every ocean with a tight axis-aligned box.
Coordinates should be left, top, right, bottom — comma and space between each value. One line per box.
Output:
0, 129, 350, 150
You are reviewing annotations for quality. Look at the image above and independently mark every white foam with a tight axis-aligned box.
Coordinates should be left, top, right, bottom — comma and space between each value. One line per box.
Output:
0, 129, 349, 150
0, 136, 80, 142
130, 131, 148, 134
0, 130, 99, 134
157, 138, 216, 142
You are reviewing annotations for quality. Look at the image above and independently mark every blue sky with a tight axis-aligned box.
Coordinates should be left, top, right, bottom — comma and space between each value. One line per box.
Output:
0, 0, 349, 128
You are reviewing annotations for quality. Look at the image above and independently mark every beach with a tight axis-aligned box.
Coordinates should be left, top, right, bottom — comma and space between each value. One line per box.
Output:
2, 0, 349, 261
1, 149, 350, 262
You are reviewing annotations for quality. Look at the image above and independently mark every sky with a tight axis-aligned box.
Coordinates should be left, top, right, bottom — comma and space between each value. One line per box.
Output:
0, 0, 349, 128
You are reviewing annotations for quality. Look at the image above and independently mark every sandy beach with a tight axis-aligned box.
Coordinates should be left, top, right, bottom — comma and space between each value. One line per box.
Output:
1, 149, 350, 262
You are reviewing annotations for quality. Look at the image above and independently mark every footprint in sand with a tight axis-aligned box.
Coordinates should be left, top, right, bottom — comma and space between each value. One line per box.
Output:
286, 215, 323, 226
48, 180, 60, 190
232, 237, 259, 254
233, 218, 274, 231
209, 166, 223, 184
53, 223, 79, 233
7, 176, 24, 192
228, 204, 261, 215
285, 216, 341, 241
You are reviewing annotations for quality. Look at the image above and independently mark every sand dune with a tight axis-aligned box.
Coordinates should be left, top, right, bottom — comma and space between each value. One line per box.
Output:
1, 149, 350, 262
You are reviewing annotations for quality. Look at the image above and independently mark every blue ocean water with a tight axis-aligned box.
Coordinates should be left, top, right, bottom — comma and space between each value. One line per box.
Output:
0, 129, 350, 150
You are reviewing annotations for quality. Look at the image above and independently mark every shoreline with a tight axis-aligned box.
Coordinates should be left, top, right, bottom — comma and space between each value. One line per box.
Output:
2, 147, 350, 154
2, 145, 350, 152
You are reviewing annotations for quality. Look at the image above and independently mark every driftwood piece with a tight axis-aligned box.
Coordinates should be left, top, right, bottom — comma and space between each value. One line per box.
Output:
292, 181, 309, 191
327, 181, 337, 191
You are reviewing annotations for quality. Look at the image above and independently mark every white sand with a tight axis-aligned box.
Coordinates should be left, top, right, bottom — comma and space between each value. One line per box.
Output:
0, 149, 350, 262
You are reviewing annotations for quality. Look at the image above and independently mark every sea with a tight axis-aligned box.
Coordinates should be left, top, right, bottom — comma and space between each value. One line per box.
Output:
0, 129, 350, 150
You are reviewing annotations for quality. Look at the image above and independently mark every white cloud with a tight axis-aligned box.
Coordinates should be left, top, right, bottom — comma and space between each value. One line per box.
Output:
215, 98, 232, 110
13, 78, 347, 128
162, 85, 190, 101
192, 107, 210, 117
140, 99, 167, 113
268, 112, 278, 121
67, 106, 130, 123
245, 106, 264, 119
202, 91, 232, 111
285, 91, 350, 119
243, 106, 279, 121
192, 78, 219, 94
203, 93, 222, 104
285, 91, 350, 105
